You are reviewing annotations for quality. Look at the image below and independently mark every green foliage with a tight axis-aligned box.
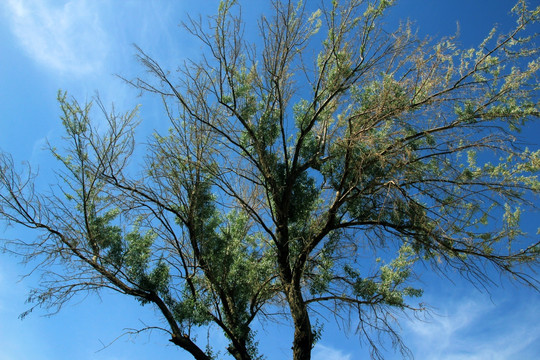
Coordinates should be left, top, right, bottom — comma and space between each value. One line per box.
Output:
356, 74, 410, 117
344, 246, 423, 307
308, 234, 340, 295
58, 90, 91, 137
124, 224, 172, 302
173, 286, 215, 326
87, 207, 124, 265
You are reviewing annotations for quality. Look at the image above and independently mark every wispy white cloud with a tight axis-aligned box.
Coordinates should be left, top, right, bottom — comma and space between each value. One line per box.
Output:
3, 0, 109, 76
313, 343, 352, 360
403, 294, 540, 360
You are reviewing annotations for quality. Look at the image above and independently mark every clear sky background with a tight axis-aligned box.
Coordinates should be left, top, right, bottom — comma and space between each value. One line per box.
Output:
0, 1, 539, 359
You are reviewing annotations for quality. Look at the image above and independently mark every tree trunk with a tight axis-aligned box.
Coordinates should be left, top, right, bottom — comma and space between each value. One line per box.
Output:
275, 214, 314, 360
288, 284, 313, 360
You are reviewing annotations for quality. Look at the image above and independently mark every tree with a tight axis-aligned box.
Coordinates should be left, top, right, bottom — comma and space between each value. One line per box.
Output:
1, 0, 539, 359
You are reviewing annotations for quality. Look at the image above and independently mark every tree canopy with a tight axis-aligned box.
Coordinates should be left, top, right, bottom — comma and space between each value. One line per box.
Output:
1, 0, 539, 359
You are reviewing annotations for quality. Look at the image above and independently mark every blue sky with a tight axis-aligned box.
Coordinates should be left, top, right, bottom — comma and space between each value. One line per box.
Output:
0, 0, 539, 359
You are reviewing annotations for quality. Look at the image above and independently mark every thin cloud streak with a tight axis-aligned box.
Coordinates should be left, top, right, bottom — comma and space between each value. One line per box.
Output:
403, 294, 540, 360
313, 343, 352, 360
4, 0, 109, 76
